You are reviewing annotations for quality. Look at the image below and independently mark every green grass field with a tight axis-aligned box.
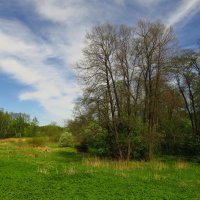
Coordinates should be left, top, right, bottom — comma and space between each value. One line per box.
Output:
0, 138, 200, 200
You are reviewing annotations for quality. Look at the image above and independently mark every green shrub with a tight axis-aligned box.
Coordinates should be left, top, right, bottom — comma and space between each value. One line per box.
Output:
76, 121, 110, 157
59, 132, 74, 147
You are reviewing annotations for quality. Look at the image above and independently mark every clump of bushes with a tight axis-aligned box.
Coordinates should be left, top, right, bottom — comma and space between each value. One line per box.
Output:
59, 131, 74, 147
39, 124, 64, 143
75, 121, 110, 157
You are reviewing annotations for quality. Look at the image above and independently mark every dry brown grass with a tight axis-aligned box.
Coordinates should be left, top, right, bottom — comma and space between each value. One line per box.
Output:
150, 160, 167, 170
34, 146, 50, 152
84, 157, 169, 170
0, 138, 27, 145
153, 174, 167, 181
175, 160, 188, 170
64, 166, 76, 175
179, 181, 188, 188
37, 167, 49, 175
115, 171, 129, 178
82, 157, 147, 170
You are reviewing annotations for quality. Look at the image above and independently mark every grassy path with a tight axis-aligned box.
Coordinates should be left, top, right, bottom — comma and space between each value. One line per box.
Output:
0, 138, 200, 199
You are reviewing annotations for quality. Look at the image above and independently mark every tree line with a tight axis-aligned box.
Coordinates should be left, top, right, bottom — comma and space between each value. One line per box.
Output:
0, 111, 39, 138
67, 20, 200, 161
0, 111, 64, 143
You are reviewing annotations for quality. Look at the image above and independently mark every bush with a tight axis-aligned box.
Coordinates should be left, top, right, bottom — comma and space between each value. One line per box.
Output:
38, 124, 64, 143
130, 119, 147, 159
59, 132, 74, 147
87, 133, 110, 157
75, 121, 110, 157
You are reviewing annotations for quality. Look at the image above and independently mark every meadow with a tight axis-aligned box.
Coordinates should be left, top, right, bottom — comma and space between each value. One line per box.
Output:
0, 138, 200, 200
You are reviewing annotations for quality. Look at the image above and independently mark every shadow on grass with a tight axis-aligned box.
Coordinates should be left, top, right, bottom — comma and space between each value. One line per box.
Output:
53, 150, 83, 163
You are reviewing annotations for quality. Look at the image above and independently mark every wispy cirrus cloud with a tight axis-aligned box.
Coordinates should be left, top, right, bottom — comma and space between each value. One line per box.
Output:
0, 0, 127, 124
166, 0, 200, 27
0, 18, 81, 124
34, 0, 89, 24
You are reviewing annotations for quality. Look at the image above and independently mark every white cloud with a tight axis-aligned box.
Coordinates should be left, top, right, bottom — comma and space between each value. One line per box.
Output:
34, 0, 88, 24
0, 19, 81, 125
34, 0, 128, 25
32, 0, 129, 69
0, 1, 103, 125
166, 0, 200, 27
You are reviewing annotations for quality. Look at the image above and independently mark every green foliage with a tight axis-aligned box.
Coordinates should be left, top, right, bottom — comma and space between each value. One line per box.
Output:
39, 124, 64, 143
0, 111, 32, 138
159, 115, 197, 155
0, 110, 64, 142
59, 131, 74, 147
27, 117, 39, 137
130, 119, 147, 159
76, 121, 110, 157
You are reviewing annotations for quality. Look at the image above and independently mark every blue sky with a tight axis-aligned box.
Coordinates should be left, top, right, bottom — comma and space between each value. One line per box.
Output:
0, 0, 200, 125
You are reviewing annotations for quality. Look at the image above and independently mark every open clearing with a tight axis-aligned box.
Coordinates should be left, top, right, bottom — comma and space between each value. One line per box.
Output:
0, 138, 200, 200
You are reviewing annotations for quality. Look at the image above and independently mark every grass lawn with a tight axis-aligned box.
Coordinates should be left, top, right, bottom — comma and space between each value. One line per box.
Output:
0, 138, 200, 200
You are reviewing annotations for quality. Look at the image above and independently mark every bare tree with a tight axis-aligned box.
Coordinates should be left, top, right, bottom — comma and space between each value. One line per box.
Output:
78, 24, 124, 159
134, 20, 175, 160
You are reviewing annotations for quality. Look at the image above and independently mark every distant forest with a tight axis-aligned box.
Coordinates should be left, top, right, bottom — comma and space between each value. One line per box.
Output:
0, 110, 65, 144
0, 110, 38, 138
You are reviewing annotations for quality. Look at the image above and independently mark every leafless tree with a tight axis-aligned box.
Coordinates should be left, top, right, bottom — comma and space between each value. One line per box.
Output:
134, 20, 175, 160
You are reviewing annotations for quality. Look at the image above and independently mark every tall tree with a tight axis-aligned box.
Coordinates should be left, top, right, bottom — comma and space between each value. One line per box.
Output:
134, 20, 175, 160
171, 49, 200, 137
76, 21, 175, 160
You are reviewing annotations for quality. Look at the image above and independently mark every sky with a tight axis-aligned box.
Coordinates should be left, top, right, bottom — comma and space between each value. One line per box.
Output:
0, 0, 200, 126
